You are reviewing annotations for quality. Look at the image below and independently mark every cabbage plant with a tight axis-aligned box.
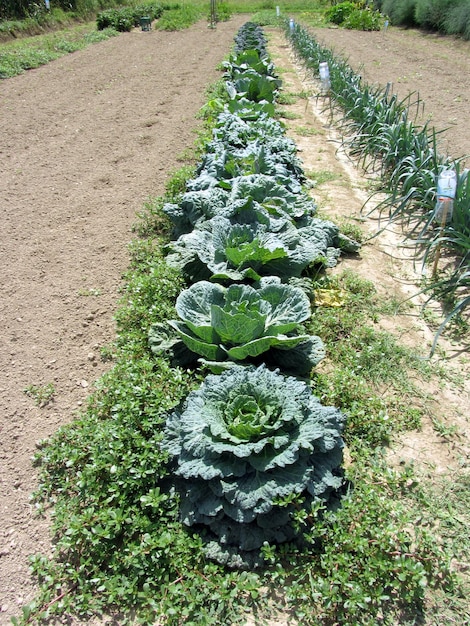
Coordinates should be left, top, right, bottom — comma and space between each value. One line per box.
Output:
185, 143, 305, 193
163, 364, 345, 566
211, 111, 293, 149
164, 214, 343, 283
156, 278, 325, 375
163, 173, 316, 236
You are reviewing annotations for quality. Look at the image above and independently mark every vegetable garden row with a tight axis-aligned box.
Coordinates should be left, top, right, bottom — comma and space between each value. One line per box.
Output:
148, 21, 360, 568
286, 21, 469, 348
25, 18, 467, 626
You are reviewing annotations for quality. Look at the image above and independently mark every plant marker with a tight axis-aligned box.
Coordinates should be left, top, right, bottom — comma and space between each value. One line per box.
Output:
319, 61, 331, 95
432, 168, 457, 277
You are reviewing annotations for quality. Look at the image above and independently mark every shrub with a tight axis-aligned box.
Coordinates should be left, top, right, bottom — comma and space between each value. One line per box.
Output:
443, 0, 470, 38
344, 6, 384, 30
415, 0, 459, 30
382, 0, 418, 26
96, 4, 164, 31
326, 1, 357, 25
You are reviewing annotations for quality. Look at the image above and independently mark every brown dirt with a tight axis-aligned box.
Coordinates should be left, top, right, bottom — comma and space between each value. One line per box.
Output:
0, 18, 468, 625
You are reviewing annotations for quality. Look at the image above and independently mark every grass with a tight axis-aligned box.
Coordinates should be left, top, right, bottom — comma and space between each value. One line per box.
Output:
0, 23, 119, 78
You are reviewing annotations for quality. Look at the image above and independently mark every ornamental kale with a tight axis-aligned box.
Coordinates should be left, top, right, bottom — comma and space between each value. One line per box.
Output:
162, 364, 345, 565
149, 278, 325, 375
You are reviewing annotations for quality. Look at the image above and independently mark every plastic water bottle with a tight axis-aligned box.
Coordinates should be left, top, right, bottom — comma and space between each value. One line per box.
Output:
319, 61, 331, 95
289, 18, 294, 31
434, 168, 457, 224
276, 6, 280, 17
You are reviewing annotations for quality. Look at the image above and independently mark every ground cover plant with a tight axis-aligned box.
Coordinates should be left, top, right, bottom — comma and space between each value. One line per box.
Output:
9, 14, 469, 626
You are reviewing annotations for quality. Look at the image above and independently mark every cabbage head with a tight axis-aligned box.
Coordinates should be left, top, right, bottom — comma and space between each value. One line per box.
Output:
163, 174, 316, 238
163, 364, 345, 564
164, 215, 341, 283
161, 278, 324, 374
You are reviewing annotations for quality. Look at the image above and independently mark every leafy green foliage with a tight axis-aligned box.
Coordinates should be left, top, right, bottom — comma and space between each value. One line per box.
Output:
163, 173, 315, 237
326, 1, 384, 31
163, 364, 346, 566
326, 1, 357, 25
149, 277, 325, 374
271, 458, 460, 624
165, 213, 343, 282
96, 4, 163, 31
343, 6, 384, 30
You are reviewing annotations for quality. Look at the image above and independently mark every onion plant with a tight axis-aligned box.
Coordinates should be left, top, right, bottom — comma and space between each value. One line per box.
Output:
286, 20, 469, 348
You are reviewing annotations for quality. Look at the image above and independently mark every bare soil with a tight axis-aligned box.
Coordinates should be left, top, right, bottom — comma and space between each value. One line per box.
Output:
0, 19, 468, 625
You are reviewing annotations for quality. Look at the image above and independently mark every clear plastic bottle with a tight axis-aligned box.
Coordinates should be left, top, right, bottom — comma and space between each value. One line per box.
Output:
319, 61, 331, 95
289, 18, 294, 31
434, 168, 457, 224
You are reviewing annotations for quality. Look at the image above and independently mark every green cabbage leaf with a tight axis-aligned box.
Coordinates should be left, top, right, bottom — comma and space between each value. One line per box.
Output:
158, 278, 324, 373
164, 214, 341, 283
163, 173, 316, 236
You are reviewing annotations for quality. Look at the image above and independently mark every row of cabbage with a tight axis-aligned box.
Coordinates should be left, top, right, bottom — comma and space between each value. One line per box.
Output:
286, 21, 469, 345
151, 22, 359, 568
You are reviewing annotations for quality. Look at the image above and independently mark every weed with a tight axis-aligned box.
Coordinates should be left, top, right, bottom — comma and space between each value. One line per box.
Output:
431, 417, 460, 439
306, 168, 340, 186
0, 24, 118, 79
294, 124, 323, 137
276, 90, 298, 105
24, 383, 55, 407
277, 108, 302, 120
78, 287, 101, 296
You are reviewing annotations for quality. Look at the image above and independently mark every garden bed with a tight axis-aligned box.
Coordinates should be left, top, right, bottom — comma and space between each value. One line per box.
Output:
0, 16, 468, 625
